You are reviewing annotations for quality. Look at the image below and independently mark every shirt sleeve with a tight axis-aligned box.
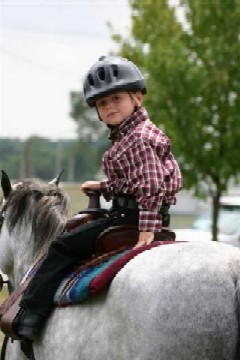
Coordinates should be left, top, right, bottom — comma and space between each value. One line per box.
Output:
99, 178, 114, 201
128, 139, 166, 232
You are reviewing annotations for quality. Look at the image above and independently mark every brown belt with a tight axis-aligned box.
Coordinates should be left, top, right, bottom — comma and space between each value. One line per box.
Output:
113, 196, 170, 214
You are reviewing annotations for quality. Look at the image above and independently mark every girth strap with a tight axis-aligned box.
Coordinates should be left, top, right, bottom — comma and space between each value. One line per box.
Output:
21, 340, 36, 360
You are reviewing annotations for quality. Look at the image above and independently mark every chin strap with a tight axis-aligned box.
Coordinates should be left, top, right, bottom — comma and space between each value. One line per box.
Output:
96, 107, 103, 122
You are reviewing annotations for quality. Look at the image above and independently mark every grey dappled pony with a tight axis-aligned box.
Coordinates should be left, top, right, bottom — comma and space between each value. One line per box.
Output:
0, 176, 240, 360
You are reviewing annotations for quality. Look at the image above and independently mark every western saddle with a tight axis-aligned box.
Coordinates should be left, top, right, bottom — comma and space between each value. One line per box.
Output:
65, 190, 175, 254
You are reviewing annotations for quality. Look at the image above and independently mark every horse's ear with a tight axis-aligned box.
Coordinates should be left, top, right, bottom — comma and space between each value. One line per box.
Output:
1, 170, 12, 199
49, 169, 64, 186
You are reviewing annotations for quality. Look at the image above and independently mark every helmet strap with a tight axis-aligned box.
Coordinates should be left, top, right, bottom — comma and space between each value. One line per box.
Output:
96, 107, 103, 122
130, 92, 142, 107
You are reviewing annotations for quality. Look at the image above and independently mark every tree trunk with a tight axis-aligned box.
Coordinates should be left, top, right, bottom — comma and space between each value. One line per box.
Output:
211, 190, 222, 242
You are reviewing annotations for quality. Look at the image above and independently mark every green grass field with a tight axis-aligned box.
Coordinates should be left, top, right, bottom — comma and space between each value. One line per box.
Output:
62, 183, 89, 215
0, 183, 194, 348
0, 286, 8, 347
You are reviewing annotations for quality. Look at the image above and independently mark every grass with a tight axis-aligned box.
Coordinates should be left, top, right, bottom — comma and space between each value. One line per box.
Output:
170, 214, 195, 228
62, 183, 89, 215
0, 183, 194, 348
0, 286, 8, 348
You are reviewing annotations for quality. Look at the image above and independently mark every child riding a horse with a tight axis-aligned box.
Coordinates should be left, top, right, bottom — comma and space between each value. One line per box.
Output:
15, 56, 183, 340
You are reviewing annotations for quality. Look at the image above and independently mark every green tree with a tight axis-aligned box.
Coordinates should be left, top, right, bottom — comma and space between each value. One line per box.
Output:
70, 91, 107, 141
69, 91, 109, 180
20, 136, 64, 179
113, 0, 240, 241
0, 138, 22, 179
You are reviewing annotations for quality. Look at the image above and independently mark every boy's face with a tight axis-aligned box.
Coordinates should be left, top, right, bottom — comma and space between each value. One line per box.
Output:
95, 91, 143, 126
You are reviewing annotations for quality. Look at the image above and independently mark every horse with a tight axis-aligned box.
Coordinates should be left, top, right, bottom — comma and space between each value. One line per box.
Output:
0, 172, 240, 360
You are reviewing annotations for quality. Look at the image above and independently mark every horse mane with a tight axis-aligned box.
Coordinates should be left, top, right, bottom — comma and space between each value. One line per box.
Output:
3, 179, 71, 249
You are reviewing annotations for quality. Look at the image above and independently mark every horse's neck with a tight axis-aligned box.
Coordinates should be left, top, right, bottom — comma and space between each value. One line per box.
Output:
12, 225, 38, 286
0, 223, 14, 280
1, 215, 63, 287
12, 222, 60, 287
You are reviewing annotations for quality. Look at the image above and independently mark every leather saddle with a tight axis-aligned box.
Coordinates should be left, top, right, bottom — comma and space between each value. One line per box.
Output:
65, 191, 175, 254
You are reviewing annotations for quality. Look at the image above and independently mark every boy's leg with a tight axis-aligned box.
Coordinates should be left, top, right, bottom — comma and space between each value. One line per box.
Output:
17, 217, 109, 339
20, 217, 109, 314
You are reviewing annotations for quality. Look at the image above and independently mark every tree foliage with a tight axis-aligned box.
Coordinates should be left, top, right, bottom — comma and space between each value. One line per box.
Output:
69, 90, 109, 179
0, 139, 22, 179
113, 0, 240, 240
0, 92, 110, 183
70, 91, 107, 141
0, 136, 106, 182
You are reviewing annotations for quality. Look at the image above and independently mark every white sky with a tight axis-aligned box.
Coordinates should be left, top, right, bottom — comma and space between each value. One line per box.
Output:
0, 0, 131, 139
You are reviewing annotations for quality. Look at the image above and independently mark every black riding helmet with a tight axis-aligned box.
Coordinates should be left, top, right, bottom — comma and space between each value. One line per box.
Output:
83, 56, 147, 107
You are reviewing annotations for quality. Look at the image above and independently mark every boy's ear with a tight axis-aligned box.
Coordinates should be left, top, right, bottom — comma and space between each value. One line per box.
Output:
133, 91, 144, 106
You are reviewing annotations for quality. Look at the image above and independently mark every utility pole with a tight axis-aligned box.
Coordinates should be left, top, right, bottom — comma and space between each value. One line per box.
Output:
20, 138, 33, 178
55, 140, 63, 176
67, 155, 75, 182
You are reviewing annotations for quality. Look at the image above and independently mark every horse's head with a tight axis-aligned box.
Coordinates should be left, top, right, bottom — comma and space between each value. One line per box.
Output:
0, 170, 71, 286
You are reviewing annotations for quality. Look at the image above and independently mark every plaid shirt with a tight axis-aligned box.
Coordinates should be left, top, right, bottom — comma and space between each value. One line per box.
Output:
100, 107, 183, 232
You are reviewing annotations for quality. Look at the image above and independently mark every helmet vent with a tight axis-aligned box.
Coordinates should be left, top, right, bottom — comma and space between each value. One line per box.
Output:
98, 67, 105, 81
111, 65, 118, 78
88, 74, 94, 86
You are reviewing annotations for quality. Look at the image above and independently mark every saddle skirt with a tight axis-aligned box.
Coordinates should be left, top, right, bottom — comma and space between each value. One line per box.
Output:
53, 241, 177, 306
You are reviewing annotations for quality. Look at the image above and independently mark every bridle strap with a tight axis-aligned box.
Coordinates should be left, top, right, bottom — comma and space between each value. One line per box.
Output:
0, 335, 9, 360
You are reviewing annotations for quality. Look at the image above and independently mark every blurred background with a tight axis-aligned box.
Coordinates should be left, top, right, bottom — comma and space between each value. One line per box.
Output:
1, 0, 240, 234
1, 0, 240, 345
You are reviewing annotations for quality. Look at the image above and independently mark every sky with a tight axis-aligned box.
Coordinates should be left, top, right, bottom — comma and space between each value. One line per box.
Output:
0, 0, 131, 139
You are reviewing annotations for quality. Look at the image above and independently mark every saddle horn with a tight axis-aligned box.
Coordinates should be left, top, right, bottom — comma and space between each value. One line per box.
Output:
49, 169, 65, 186
1, 170, 12, 199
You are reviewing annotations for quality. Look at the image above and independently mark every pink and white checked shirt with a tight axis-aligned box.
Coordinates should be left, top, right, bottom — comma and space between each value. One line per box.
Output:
100, 107, 183, 232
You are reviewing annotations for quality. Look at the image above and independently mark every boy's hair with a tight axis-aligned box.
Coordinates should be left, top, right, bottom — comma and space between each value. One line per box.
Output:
83, 56, 146, 107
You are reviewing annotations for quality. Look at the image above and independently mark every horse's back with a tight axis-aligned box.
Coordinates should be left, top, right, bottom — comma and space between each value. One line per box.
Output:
106, 242, 240, 360
32, 242, 240, 360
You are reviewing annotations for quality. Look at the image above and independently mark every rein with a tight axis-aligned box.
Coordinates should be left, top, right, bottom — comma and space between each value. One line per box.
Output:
0, 276, 36, 360
0, 237, 51, 360
0, 204, 12, 360
0, 286, 36, 360
0, 336, 9, 360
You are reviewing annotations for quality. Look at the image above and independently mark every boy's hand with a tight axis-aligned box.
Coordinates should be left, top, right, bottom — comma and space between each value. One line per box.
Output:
134, 231, 154, 248
80, 181, 101, 193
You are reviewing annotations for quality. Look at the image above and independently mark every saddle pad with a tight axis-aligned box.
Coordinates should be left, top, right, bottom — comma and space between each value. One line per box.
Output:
53, 241, 177, 306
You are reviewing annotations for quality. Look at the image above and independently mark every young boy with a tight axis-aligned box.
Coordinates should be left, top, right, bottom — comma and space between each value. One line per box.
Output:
81, 55, 182, 247
16, 56, 182, 340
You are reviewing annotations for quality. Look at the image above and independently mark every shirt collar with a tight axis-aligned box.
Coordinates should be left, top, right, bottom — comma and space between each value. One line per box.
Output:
109, 106, 149, 142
